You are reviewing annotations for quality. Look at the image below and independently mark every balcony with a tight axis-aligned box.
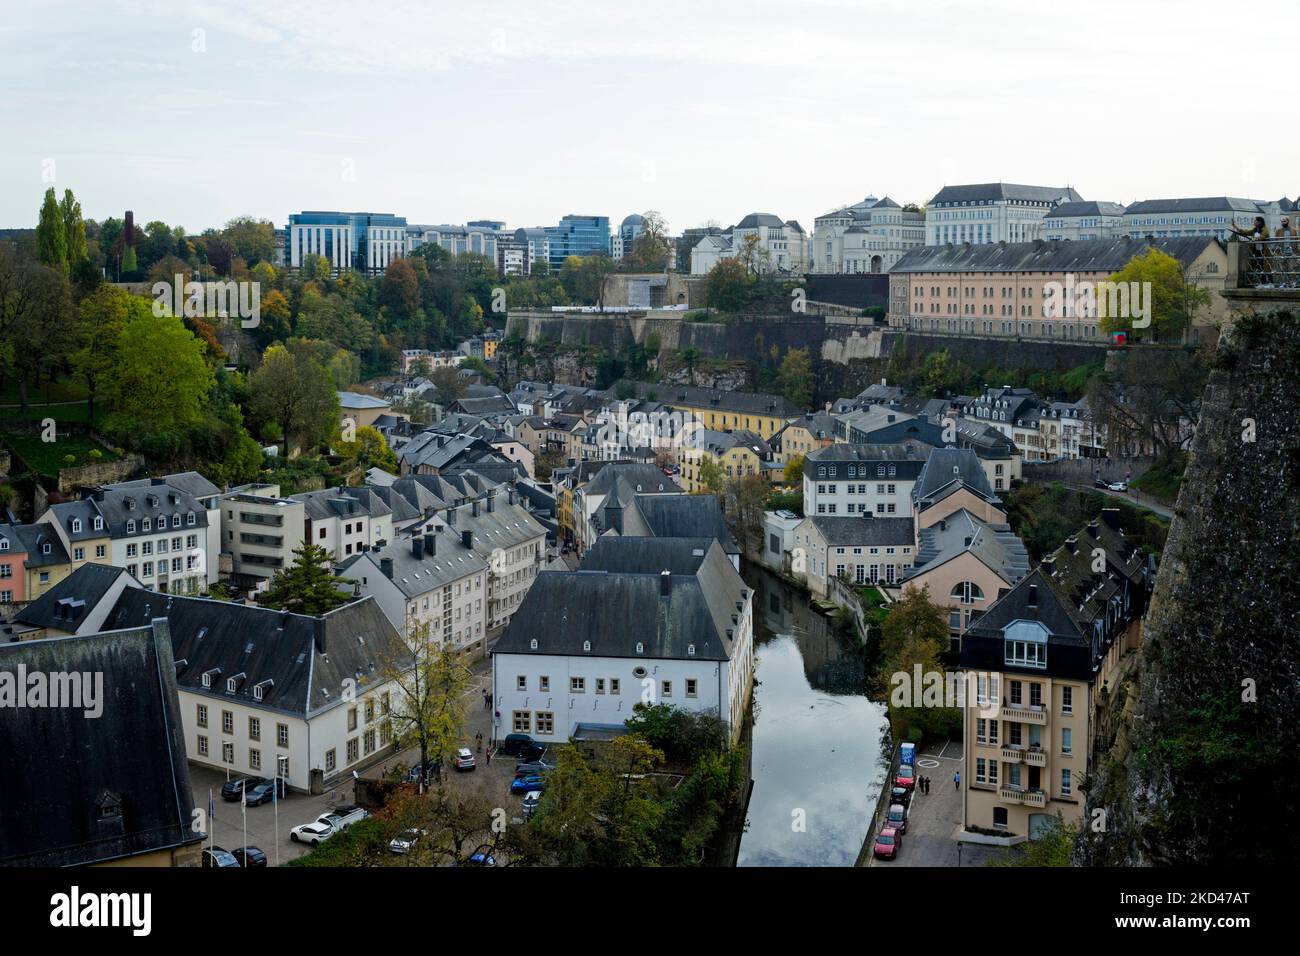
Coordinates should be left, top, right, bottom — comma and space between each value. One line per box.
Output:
998, 787, 1047, 808
1000, 746, 1046, 765
1023, 748, 1047, 767
1001, 704, 1047, 724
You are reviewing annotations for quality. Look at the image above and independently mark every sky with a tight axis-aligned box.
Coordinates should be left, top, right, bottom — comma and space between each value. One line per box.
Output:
2, 0, 1297, 234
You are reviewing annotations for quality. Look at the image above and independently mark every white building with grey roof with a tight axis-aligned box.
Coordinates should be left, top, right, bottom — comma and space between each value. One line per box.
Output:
926, 183, 1083, 246
491, 539, 753, 745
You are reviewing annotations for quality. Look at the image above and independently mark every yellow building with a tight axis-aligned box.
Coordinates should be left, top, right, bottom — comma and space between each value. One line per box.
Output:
679, 429, 772, 493
653, 385, 801, 441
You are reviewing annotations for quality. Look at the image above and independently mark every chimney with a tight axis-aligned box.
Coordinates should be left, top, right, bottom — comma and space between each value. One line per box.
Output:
1041, 556, 1055, 575
380, 556, 394, 579
446, 508, 456, 527
1101, 507, 1122, 531
412, 537, 423, 559
313, 618, 327, 654
486, 494, 495, 513
659, 569, 671, 596
1086, 519, 1100, 538
462, 530, 474, 550
423, 533, 436, 556
472, 501, 480, 517
964, 537, 972, 547
1065, 538, 1078, 554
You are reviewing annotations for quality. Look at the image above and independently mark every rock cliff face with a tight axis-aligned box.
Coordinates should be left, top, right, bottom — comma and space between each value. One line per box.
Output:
1075, 309, 1300, 865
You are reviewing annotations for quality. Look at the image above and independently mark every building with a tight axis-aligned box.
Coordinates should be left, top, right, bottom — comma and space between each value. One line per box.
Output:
406, 221, 502, 261
491, 539, 754, 744
571, 462, 684, 554
220, 484, 306, 587
337, 528, 489, 651
545, 214, 610, 270
514, 227, 551, 273
925, 183, 1083, 246
960, 509, 1149, 839
591, 492, 741, 570
1041, 201, 1127, 241
802, 441, 930, 518
0, 523, 29, 607
772, 412, 839, 466
0, 619, 203, 866
617, 382, 799, 441
791, 514, 917, 596
678, 429, 773, 493
811, 195, 925, 274
889, 235, 1229, 341
293, 486, 395, 562
286, 210, 409, 274
1121, 197, 1286, 242
338, 391, 393, 430
611, 213, 645, 261
3, 522, 71, 602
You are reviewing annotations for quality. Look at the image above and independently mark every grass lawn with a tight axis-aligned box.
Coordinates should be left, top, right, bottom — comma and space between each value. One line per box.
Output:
0, 378, 90, 406
1, 432, 117, 480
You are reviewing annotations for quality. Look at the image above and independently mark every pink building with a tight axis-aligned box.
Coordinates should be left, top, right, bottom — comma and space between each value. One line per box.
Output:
0, 524, 29, 605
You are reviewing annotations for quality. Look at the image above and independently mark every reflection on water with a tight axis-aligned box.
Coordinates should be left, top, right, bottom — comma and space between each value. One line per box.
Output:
737, 564, 889, 867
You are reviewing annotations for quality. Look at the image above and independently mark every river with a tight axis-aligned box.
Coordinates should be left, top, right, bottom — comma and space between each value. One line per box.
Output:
736, 563, 890, 867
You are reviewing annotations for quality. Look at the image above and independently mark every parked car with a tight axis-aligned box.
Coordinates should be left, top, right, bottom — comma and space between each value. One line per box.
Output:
455, 747, 476, 772
885, 803, 909, 835
231, 846, 268, 867
873, 827, 902, 860
323, 805, 371, 831
241, 778, 288, 806
510, 773, 546, 795
289, 821, 335, 845
522, 790, 541, 820
514, 760, 554, 776
895, 765, 916, 790
890, 786, 912, 808
220, 776, 265, 802
1094, 478, 1109, 489
406, 759, 441, 786
466, 844, 496, 866
388, 829, 427, 855
1107, 481, 1128, 492
496, 733, 539, 757
202, 846, 241, 867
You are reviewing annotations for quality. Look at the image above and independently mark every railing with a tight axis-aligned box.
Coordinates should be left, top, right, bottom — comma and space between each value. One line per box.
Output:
1001, 705, 1047, 724
1241, 238, 1300, 290
999, 786, 1047, 808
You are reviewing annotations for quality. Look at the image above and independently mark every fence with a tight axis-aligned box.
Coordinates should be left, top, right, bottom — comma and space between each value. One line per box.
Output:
1241, 238, 1300, 290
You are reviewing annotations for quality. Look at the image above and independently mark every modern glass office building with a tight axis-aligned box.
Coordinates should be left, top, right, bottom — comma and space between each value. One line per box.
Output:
545, 214, 610, 270
285, 211, 409, 273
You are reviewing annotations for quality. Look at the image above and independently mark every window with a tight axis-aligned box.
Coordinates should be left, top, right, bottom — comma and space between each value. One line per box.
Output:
516, 675, 527, 691
95, 545, 106, 559
347, 707, 357, 731
249, 748, 261, 771
993, 806, 1008, 829
1061, 769, 1072, 796
1061, 686, 1073, 714
536, 712, 554, 735
610, 678, 621, 695
222, 742, 234, 765
74, 547, 84, 561
325, 749, 337, 772
197, 735, 209, 756
1061, 727, 1073, 755
950, 581, 985, 604
539, 675, 549, 692
221, 710, 233, 734
595, 678, 605, 694
277, 723, 289, 748
248, 716, 260, 741
512, 711, 531, 733
686, 679, 698, 698
570, 676, 585, 693
364, 729, 376, 755
196, 704, 208, 728
661, 680, 672, 697
346, 738, 359, 764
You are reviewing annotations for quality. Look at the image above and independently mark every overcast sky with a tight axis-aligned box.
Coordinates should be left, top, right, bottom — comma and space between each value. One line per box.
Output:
3, 0, 1295, 234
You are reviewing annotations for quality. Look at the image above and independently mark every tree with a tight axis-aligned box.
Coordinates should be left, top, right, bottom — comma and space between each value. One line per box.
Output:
696, 456, 724, 496
258, 542, 351, 615
35, 188, 67, 272
72, 285, 143, 424
1098, 248, 1210, 342
221, 216, 277, 266
777, 347, 814, 409
429, 364, 467, 406
60, 190, 88, 271
627, 210, 672, 271
1085, 346, 1209, 461
383, 619, 473, 794
380, 257, 422, 319
676, 346, 701, 385
101, 310, 214, 436
704, 258, 752, 312
0, 245, 75, 412
256, 288, 293, 345
783, 454, 806, 486
723, 473, 769, 555
336, 424, 398, 475
878, 584, 957, 742
248, 342, 341, 455
736, 233, 771, 275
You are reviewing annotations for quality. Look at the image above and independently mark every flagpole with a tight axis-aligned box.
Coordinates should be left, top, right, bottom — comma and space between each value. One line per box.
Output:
208, 788, 215, 853
241, 780, 248, 863
273, 771, 280, 867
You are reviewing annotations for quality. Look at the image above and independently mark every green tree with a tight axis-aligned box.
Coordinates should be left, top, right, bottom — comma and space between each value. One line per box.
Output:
60, 190, 88, 270
248, 342, 341, 455
103, 311, 214, 436
777, 347, 814, 409
696, 455, 725, 496
221, 216, 277, 266
677, 346, 701, 385
705, 257, 752, 312
879, 584, 957, 743
35, 188, 67, 272
72, 285, 144, 424
1098, 248, 1210, 342
783, 453, 806, 486
429, 364, 467, 405
0, 245, 75, 412
336, 424, 398, 475
258, 542, 351, 615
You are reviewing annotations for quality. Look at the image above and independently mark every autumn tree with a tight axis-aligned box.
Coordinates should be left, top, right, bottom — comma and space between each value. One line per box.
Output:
1098, 248, 1210, 342
336, 424, 398, 476
878, 584, 958, 743
704, 258, 752, 313
248, 342, 341, 454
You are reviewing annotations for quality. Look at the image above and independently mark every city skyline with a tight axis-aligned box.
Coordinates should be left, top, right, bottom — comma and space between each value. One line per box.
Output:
3, 0, 1295, 232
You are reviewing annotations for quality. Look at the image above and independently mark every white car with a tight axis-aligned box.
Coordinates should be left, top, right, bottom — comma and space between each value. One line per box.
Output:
289, 820, 335, 845
455, 747, 476, 771
522, 790, 541, 820
322, 805, 371, 831
1107, 481, 1129, 492
388, 828, 427, 855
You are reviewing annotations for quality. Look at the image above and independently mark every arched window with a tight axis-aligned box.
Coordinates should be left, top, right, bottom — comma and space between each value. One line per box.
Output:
951, 581, 985, 605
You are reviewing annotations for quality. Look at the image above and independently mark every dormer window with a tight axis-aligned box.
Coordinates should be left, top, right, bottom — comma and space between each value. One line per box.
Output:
42, 543, 52, 555
71, 518, 82, 533
253, 679, 274, 701
0, 539, 7, 552
583, 640, 591, 652
172, 515, 181, 528
529, 638, 538, 650
226, 677, 237, 693
636, 642, 644, 654
126, 520, 136, 534
187, 512, 196, 526
142, 518, 151, 532
201, 668, 221, 688
687, 644, 696, 656
93, 516, 104, 531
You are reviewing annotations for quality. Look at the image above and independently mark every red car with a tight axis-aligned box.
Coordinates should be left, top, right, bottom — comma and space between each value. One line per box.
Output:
895, 764, 916, 790
873, 827, 902, 860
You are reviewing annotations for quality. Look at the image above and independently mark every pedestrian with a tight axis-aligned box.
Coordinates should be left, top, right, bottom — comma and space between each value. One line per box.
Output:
923, 776, 929, 794
954, 770, 961, 790
485, 747, 492, 766
475, 732, 483, 753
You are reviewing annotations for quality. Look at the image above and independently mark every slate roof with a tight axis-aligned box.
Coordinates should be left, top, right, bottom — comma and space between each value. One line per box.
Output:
629, 493, 740, 557
912, 447, 999, 506
616, 381, 801, 419
583, 462, 682, 497
98, 591, 413, 718
340, 529, 488, 598
1123, 197, 1264, 215
736, 213, 787, 229
1047, 201, 1127, 219
806, 515, 916, 547
7, 523, 68, 567
493, 543, 747, 662
11, 563, 133, 632
338, 391, 391, 409
805, 441, 930, 477
294, 486, 393, 522
892, 236, 1223, 274
928, 183, 1082, 205
108, 471, 221, 501
778, 412, 839, 444
904, 509, 1029, 586
0, 622, 201, 866
581, 536, 721, 575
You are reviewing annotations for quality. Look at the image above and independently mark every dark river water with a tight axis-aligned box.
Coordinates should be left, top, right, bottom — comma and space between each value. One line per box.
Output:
736, 563, 889, 867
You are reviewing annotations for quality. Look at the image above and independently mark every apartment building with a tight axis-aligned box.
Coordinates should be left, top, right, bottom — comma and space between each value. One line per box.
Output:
959, 510, 1149, 840
678, 429, 773, 493
1121, 196, 1286, 241
491, 539, 754, 745
1041, 201, 1126, 241
220, 484, 305, 586
293, 486, 395, 562
337, 528, 489, 651
925, 183, 1083, 246
791, 514, 917, 596
613, 383, 799, 442
772, 412, 839, 466
569, 462, 684, 554
802, 441, 930, 518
